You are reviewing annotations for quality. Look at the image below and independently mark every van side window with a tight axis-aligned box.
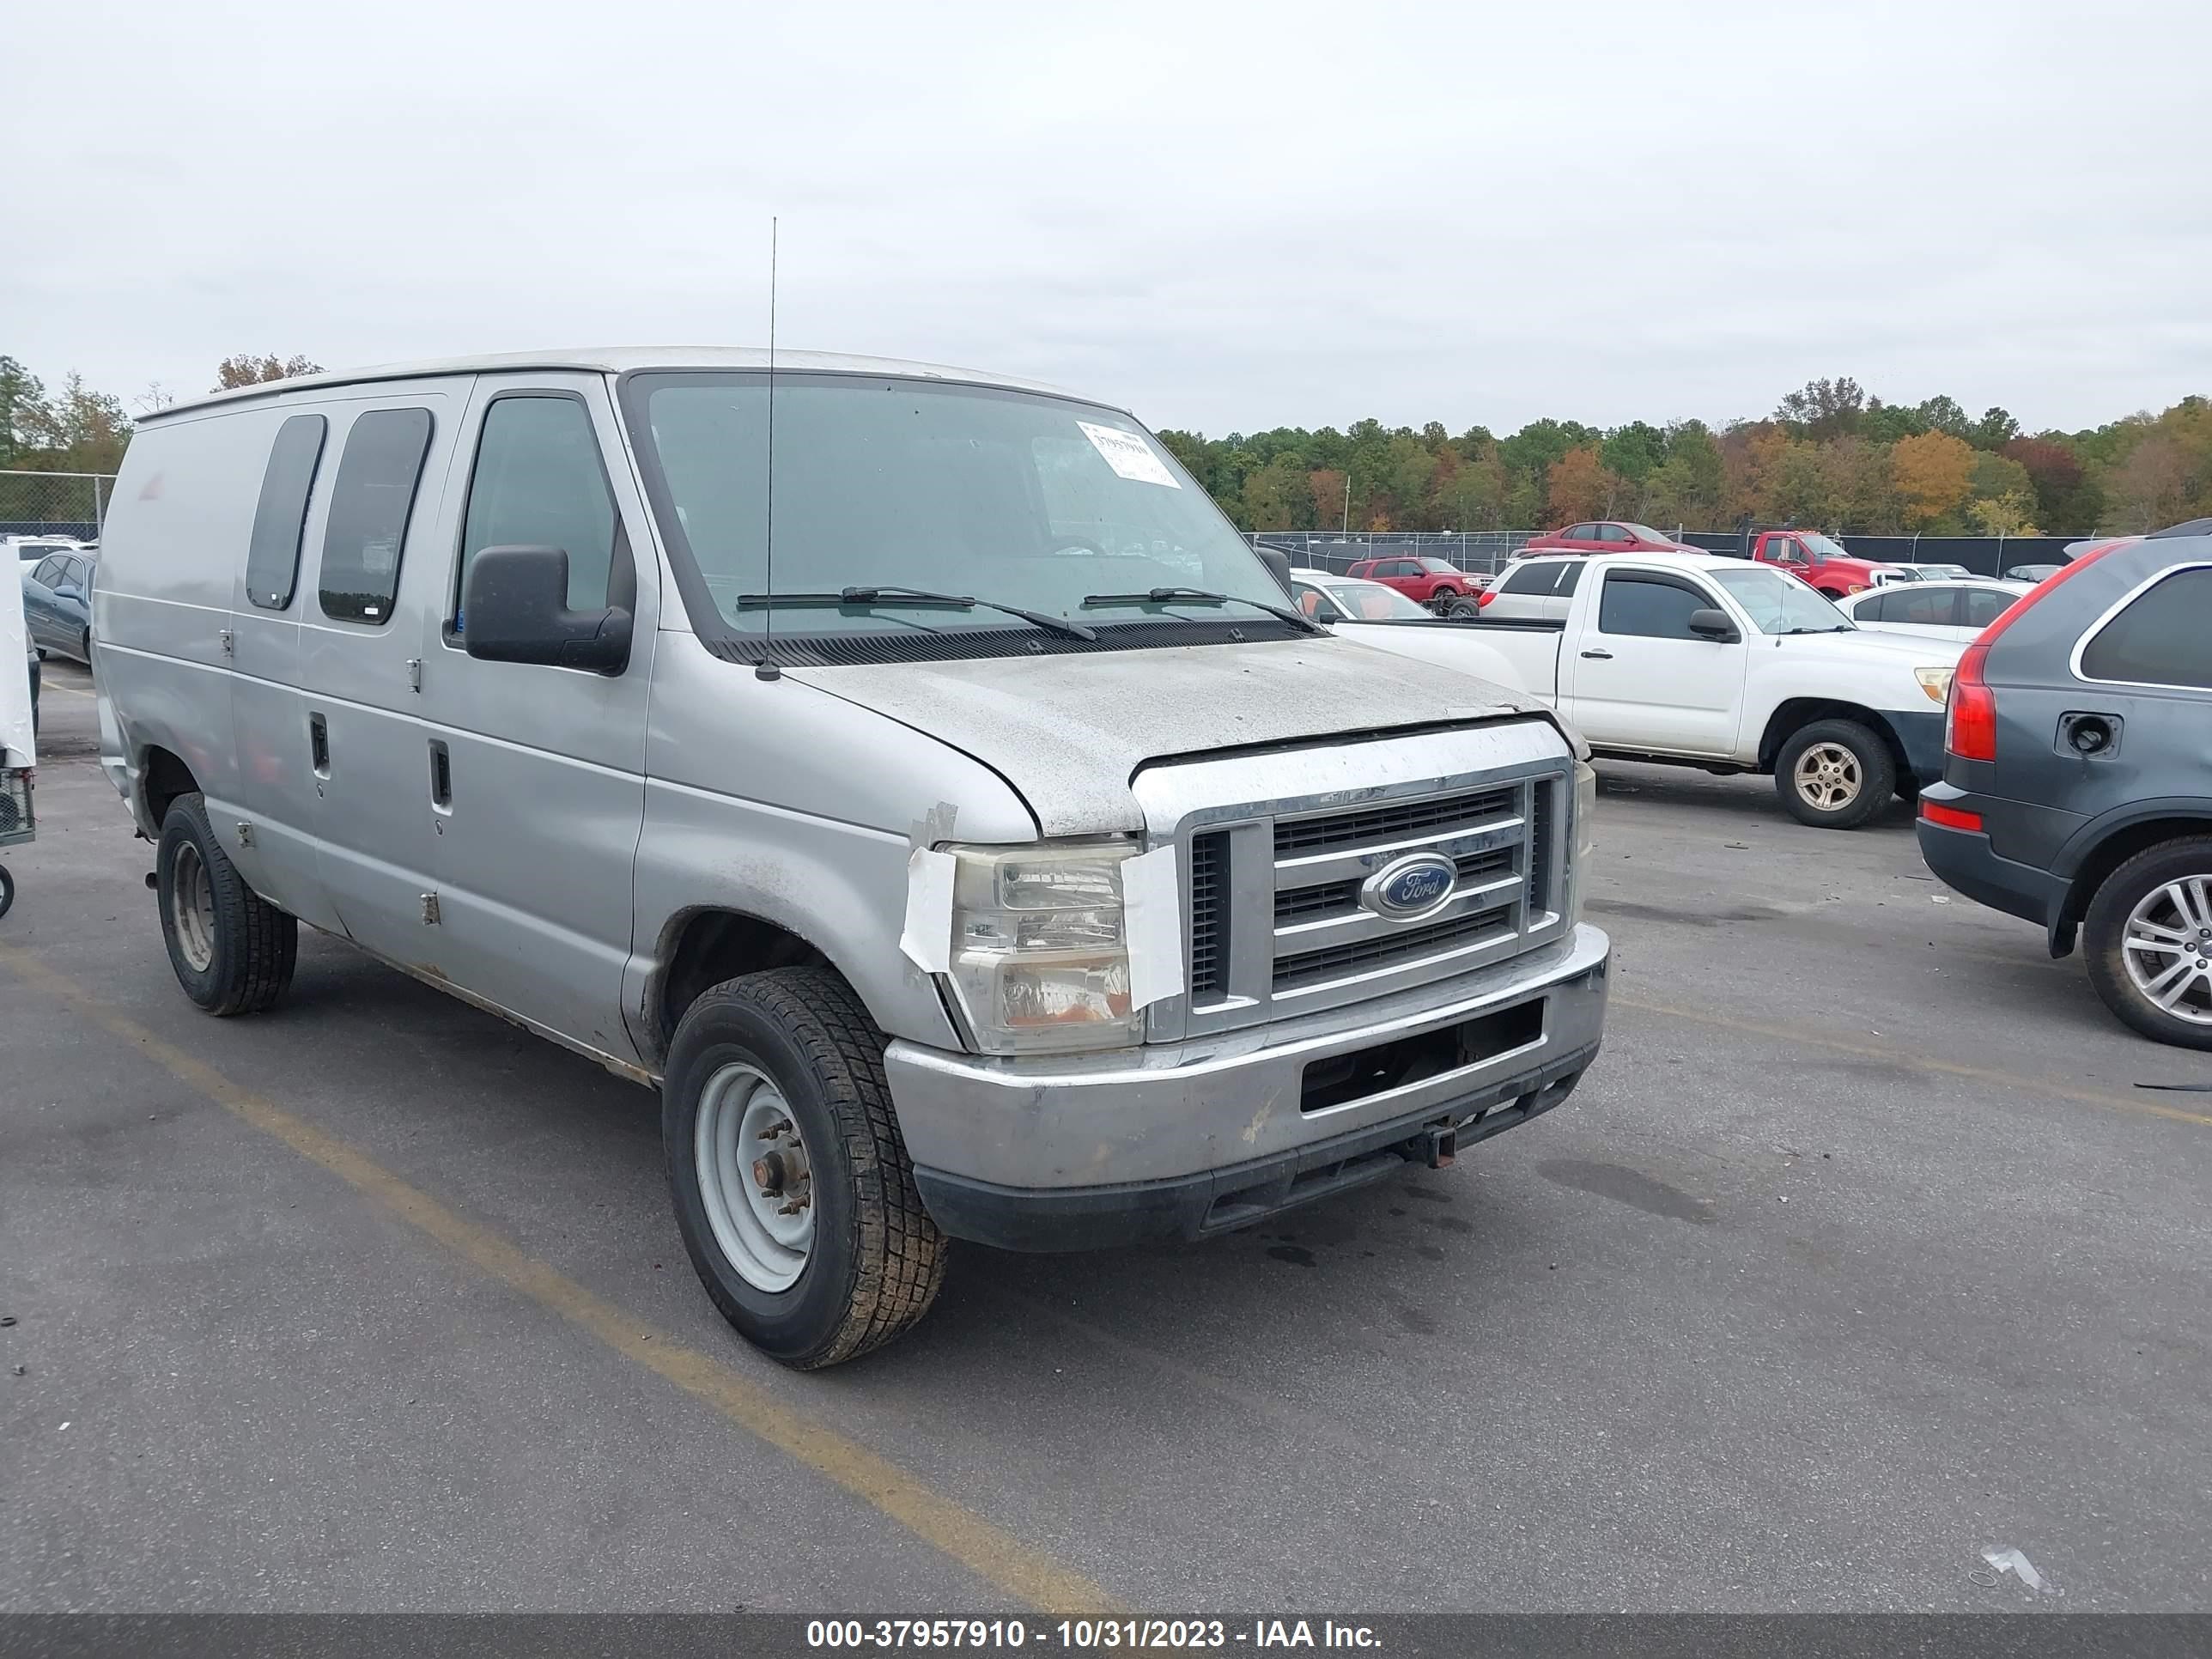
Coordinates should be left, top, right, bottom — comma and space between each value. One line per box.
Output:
246, 413, 328, 610
319, 408, 433, 625
2078, 566, 2212, 689
455, 395, 619, 626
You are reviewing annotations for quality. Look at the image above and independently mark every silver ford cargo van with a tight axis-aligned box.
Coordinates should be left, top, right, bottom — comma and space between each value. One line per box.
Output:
94, 349, 1610, 1366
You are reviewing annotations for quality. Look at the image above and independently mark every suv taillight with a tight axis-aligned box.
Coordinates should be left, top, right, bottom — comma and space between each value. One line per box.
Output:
1947, 641, 1997, 761
1943, 540, 2126, 763
1477, 588, 1496, 608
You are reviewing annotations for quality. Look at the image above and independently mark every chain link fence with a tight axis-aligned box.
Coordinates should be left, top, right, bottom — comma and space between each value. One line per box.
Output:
0, 470, 111, 539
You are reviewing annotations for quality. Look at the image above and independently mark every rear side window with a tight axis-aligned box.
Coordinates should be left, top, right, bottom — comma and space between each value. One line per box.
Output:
1877, 586, 1958, 627
2078, 566, 2212, 689
246, 413, 328, 610
319, 409, 434, 625
1597, 573, 1710, 639
1959, 587, 2014, 629
456, 395, 619, 624
1498, 562, 1553, 594
1553, 561, 1584, 595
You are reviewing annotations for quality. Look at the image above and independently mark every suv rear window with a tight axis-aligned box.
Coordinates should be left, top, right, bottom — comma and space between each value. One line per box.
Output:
319, 408, 434, 625
246, 413, 328, 611
2077, 565, 2212, 689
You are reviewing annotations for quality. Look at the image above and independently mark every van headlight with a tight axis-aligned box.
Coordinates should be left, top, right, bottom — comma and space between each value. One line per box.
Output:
1569, 761, 1596, 925
946, 840, 1143, 1054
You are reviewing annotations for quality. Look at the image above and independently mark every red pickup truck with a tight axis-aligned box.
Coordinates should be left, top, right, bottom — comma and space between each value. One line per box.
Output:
1343, 556, 1486, 616
1746, 530, 1898, 599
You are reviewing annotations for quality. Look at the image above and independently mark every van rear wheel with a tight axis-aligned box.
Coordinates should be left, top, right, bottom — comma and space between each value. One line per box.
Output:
155, 793, 297, 1015
664, 965, 946, 1368
2083, 837, 2212, 1049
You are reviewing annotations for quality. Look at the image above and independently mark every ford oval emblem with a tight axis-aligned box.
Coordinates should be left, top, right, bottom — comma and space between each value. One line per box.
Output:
1360, 853, 1458, 921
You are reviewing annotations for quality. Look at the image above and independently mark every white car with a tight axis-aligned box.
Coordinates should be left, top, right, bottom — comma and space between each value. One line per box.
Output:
1478, 554, 1588, 622
1469, 552, 1964, 830
6, 535, 90, 565
1288, 568, 1527, 689
1834, 580, 2030, 643
1870, 561, 1974, 585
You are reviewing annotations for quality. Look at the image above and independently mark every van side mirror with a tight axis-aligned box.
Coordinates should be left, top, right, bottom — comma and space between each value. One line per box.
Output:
1253, 544, 1296, 599
1686, 607, 1741, 643
461, 544, 632, 673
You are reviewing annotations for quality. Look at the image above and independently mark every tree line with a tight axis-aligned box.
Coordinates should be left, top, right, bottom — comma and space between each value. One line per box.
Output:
4, 354, 2205, 539
0, 354, 322, 476
1158, 377, 2210, 539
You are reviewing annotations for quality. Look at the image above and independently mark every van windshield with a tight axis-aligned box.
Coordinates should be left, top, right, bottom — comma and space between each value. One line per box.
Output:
623, 372, 1289, 659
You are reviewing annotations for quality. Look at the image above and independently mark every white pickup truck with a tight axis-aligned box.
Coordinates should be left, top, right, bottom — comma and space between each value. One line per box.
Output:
1474, 552, 1965, 829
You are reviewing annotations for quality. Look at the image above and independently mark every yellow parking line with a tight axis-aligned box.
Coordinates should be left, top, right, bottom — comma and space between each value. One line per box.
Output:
40, 680, 96, 697
0, 943, 1120, 1616
1617, 994, 2212, 1130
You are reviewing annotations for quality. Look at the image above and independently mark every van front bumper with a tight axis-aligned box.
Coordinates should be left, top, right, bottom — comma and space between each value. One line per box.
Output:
887, 922, 1609, 1251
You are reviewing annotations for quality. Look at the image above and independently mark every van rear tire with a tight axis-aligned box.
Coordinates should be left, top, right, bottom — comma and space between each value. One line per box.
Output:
155, 793, 297, 1015
664, 965, 946, 1368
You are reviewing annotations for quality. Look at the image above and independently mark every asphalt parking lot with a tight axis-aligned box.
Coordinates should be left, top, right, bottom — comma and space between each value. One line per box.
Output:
3, 659, 2208, 1613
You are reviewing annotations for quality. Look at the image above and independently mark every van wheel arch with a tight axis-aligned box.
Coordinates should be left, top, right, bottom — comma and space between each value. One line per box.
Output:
141, 746, 201, 836
650, 908, 834, 1063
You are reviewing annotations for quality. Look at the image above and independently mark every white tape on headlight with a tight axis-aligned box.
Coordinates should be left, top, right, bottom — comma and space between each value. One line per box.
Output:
1120, 843, 1184, 1012
899, 846, 958, 973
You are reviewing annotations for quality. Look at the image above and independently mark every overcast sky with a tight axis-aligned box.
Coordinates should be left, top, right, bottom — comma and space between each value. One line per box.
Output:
9, 2, 2208, 437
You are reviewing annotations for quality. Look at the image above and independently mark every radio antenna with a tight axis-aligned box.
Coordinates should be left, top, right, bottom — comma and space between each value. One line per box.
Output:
755, 215, 782, 682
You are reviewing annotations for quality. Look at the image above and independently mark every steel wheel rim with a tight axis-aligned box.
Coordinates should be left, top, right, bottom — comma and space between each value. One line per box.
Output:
171, 842, 216, 973
2120, 876, 2212, 1026
1794, 743, 1863, 811
694, 1062, 814, 1291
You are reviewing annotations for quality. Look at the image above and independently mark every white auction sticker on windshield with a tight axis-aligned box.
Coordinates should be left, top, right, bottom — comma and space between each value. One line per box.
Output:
1078, 421, 1181, 489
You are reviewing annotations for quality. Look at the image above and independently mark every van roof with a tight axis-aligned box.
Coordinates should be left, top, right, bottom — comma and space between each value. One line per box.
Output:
143, 347, 1092, 422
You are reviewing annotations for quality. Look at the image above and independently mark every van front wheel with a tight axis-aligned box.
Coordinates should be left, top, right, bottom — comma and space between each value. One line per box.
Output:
155, 792, 297, 1014
664, 966, 946, 1368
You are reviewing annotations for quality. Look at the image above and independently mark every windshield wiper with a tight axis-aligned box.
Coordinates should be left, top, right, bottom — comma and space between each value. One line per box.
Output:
1779, 624, 1855, 635
1079, 586, 1324, 635
735, 586, 1097, 641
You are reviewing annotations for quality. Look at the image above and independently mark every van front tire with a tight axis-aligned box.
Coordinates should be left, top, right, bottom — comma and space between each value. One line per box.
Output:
155, 793, 297, 1015
664, 966, 947, 1368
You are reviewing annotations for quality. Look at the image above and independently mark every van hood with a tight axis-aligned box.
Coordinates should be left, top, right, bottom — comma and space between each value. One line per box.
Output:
787, 635, 1562, 836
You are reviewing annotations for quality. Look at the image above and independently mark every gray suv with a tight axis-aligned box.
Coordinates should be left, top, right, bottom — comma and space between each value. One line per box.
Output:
1917, 523, 2212, 1048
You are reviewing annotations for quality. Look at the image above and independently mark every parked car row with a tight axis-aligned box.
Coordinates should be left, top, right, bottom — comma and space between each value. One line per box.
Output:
21, 545, 96, 665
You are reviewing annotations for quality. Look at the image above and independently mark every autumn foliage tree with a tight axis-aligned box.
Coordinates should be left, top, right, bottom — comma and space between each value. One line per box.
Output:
1890, 431, 1978, 527
215, 354, 324, 391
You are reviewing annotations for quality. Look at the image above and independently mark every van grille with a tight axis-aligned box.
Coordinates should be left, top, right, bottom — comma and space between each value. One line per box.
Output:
1187, 830, 1229, 1001
1162, 765, 1568, 1035
1273, 787, 1514, 857
1274, 904, 1516, 991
